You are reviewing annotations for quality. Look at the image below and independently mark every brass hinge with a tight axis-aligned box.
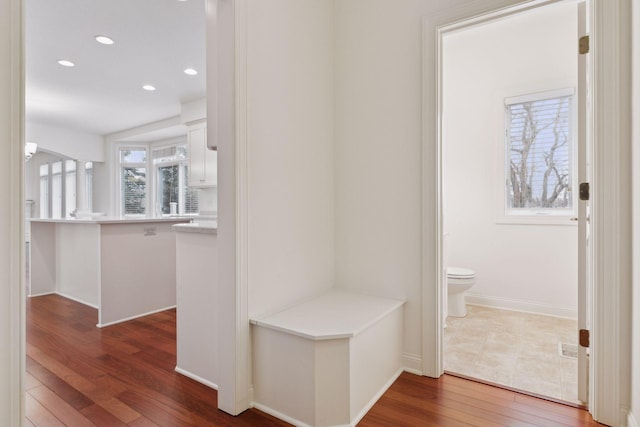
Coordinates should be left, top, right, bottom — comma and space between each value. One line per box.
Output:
580, 329, 590, 348
579, 35, 590, 54
579, 182, 590, 201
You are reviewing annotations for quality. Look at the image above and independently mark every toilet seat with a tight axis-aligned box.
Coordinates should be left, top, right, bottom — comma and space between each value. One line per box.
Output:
447, 267, 475, 279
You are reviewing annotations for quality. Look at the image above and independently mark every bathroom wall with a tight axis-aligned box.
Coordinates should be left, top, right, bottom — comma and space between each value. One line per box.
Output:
442, 3, 578, 317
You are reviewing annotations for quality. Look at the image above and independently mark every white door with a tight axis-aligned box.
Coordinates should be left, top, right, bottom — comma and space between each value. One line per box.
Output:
576, 0, 592, 405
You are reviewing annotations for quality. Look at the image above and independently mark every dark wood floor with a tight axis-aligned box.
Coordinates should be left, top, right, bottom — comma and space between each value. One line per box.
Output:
26, 294, 601, 426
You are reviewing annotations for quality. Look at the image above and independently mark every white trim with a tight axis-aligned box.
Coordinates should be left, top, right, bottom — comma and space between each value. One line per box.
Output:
28, 291, 56, 298
174, 366, 219, 390
465, 297, 577, 319
214, 0, 251, 416
251, 369, 404, 427
95, 305, 175, 328
9, 0, 25, 423
350, 368, 404, 427
589, 1, 631, 425
402, 353, 423, 376
628, 409, 639, 427
250, 402, 314, 427
54, 291, 99, 310
505, 87, 575, 105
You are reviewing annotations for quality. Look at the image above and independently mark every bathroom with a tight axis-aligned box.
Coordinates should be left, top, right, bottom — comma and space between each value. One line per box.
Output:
441, 2, 580, 403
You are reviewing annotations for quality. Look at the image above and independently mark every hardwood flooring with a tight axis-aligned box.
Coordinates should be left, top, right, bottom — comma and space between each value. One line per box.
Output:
26, 294, 288, 426
26, 294, 601, 426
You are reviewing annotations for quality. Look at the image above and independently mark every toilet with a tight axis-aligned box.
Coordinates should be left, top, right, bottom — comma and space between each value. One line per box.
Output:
446, 267, 476, 317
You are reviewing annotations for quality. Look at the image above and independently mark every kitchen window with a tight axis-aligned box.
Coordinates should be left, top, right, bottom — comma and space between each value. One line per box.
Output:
152, 145, 199, 216
117, 143, 199, 217
119, 147, 148, 216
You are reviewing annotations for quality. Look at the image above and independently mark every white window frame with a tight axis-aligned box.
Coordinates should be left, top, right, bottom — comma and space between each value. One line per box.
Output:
497, 87, 578, 225
116, 144, 150, 217
151, 141, 199, 217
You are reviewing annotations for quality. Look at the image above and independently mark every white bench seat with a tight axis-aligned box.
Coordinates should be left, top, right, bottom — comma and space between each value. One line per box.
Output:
250, 289, 405, 427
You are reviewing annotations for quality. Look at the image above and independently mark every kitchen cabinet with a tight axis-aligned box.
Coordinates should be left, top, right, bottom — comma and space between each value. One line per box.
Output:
188, 121, 217, 187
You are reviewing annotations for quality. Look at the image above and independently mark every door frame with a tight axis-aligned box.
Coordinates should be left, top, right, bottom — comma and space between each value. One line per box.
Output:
421, 1, 631, 426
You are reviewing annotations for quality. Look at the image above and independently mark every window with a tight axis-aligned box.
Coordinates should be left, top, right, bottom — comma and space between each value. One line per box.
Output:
38, 159, 79, 219
85, 161, 94, 212
504, 89, 575, 218
152, 145, 198, 216
51, 161, 63, 219
119, 148, 147, 216
65, 160, 76, 219
39, 164, 48, 218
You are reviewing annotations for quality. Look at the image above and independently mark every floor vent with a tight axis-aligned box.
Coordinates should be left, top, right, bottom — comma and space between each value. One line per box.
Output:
559, 342, 578, 359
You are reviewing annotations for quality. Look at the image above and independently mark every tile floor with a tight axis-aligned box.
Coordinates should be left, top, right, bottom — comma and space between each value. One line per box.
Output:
444, 304, 580, 404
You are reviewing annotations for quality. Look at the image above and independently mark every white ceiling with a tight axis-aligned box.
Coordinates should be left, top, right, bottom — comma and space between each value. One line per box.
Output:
25, 0, 206, 140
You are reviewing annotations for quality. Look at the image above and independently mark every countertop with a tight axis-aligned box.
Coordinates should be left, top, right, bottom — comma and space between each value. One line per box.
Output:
172, 220, 218, 234
30, 217, 193, 225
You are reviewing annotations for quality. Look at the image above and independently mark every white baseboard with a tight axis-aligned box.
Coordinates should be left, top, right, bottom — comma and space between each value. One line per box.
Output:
251, 402, 313, 427
96, 305, 176, 328
350, 368, 403, 426
55, 291, 99, 309
174, 366, 218, 390
402, 353, 423, 375
465, 294, 577, 319
627, 409, 638, 427
28, 291, 99, 309
28, 291, 56, 298
252, 368, 403, 427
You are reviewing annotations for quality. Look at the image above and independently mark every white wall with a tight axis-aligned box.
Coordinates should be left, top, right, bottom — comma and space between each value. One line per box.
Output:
631, 1, 640, 425
245, 0, 334, 319
26, 122, 105, 162
0, 0, 21, 424
333, 0, 470, 367
443, 4, 578, 317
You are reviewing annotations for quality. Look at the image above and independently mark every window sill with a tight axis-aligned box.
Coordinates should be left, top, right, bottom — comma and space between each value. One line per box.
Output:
496, 215, 577, 226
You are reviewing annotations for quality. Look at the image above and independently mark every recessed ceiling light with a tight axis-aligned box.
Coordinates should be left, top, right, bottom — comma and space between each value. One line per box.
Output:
95, 35, 114, 45
184, 68, 198, 76
57, 59, 75, 67
142, 85, 156, 91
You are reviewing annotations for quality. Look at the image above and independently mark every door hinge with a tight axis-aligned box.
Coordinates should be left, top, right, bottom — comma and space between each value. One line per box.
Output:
579, 329, 590, 348
579, 35, 590, 54
579, 182, 590, 201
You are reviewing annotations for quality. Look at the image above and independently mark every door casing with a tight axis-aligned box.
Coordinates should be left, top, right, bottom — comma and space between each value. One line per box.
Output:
422, 1, 631, 426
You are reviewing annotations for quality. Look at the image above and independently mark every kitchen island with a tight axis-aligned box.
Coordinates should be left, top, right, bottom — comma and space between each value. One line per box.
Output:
30, 217, 191, 327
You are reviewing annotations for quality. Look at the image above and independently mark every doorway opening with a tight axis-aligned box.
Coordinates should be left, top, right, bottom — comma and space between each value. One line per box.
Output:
439, 0, 588, 405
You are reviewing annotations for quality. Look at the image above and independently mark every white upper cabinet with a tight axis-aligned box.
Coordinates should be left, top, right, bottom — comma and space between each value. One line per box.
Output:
188, 121, 217, 187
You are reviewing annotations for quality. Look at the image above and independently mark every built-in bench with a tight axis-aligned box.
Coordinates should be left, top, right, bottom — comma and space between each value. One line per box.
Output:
250, 289, 405, 427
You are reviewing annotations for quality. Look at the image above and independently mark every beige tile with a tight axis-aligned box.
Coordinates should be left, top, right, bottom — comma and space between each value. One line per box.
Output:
445, 304, 580, 405
483, 331, 522, 354
444, 348, 478, 373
